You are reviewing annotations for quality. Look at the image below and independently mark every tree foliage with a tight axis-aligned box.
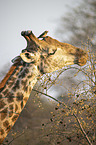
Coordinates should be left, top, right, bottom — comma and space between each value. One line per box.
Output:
56, 0, 96, 53
39, 47, 96, 145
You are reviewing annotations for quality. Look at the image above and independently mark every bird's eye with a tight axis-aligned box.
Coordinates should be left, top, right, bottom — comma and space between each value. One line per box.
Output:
25, 53, 31, 59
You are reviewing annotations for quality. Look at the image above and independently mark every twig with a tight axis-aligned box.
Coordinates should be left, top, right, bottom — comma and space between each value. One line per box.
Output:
73, 114, 92, 145
32, 89, 93, 145
7, 131, 25, 145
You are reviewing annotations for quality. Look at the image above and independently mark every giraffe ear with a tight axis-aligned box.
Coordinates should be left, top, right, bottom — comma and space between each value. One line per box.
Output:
20, 52, 35, 63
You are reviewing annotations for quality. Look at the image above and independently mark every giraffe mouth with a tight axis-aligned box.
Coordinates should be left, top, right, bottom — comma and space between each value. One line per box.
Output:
74, 55, 87, 66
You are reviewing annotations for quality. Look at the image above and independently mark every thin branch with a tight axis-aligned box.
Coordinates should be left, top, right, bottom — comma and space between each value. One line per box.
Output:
32, 89, 70, 109
32, 89, 93, 145
47, 66, 78, 90
7, 131, 25, 145
47, 66, 95, 92
73, 114, 93, 145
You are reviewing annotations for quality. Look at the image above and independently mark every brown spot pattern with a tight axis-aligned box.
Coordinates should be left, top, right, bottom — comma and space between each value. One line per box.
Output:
23, 97, 28, 103
3, 89, 9, 95
27, 74, 32, 78
16, 92, 24, 101
21, 79, 28, 92
1, 108, 8, 120
19, 68, 29, 78
0, 100, 6, 109
21, 79, 27, 85
6, 125, 11, 133
12, 80, 20, 91
24, 68, 29, 74
21, 101, 24, 109
8, 80, 15, 88
23, 85, 28, 92
0, 138, 5, 144
3, 120, 9, 128
0, 128, 4, 135
12, 114, 19, 122
15, 104, 18, 112
9, 104, 13, 110
9, 111, 13, 118
6, 92, 14, 103
0, 94, 2, 99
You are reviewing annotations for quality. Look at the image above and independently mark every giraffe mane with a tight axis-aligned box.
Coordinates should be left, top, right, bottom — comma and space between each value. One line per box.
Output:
0, 56, 22, 90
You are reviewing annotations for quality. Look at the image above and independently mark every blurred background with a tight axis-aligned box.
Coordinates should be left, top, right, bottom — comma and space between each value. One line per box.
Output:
0, 0, 83, 79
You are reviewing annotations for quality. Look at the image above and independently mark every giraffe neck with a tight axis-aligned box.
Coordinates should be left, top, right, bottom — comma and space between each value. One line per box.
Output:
0, 61, 39, 143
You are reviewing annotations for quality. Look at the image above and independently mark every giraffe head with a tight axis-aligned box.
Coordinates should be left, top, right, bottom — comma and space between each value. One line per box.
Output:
19, 30, 88, 74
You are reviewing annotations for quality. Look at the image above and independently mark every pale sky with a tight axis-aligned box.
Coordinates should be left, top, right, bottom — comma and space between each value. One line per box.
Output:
0, 0, 82, 71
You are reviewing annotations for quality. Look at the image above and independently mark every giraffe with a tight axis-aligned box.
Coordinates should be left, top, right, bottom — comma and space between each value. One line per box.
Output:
38, 30, 48, 38
0, 30, 88, 144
